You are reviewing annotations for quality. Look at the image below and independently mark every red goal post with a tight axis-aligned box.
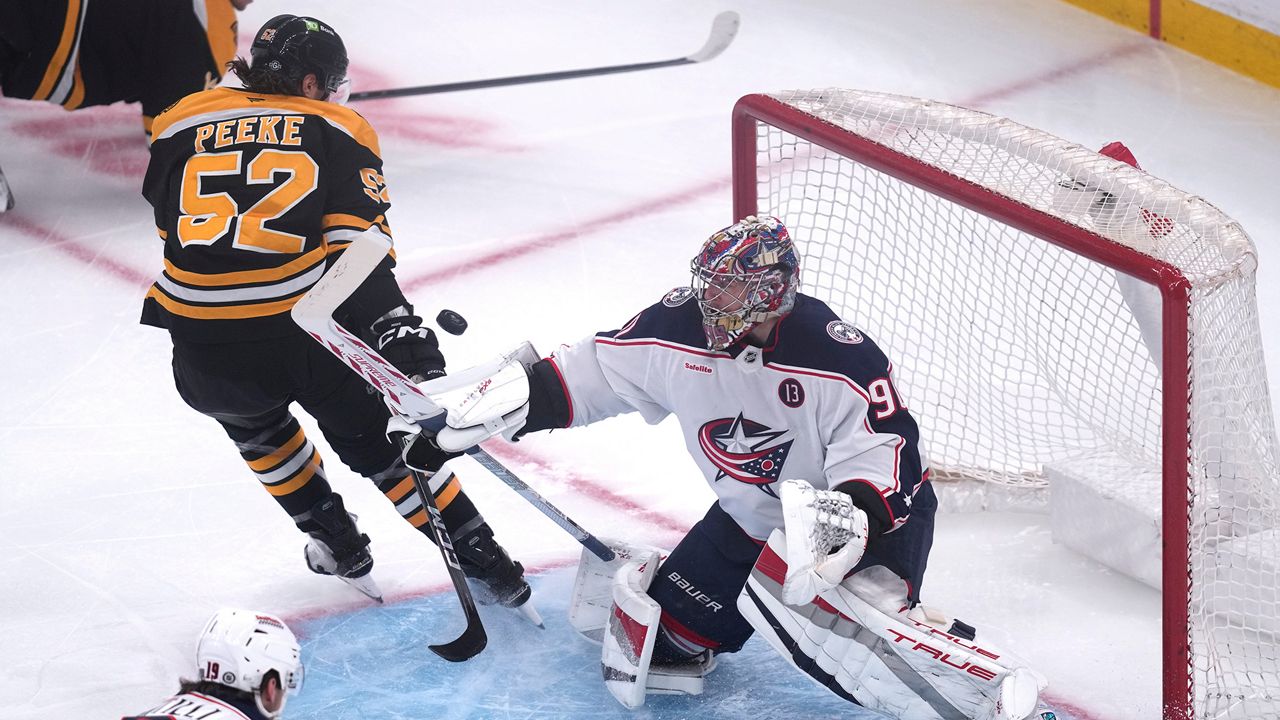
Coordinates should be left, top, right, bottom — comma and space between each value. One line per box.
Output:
731, 90, 1278, 719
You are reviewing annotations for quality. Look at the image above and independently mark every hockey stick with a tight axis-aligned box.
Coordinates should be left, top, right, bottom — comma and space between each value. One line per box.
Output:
291, 233, 615, 558
468, 437, 615, 562
403, 443, 488, 661
347, 11, 740, 102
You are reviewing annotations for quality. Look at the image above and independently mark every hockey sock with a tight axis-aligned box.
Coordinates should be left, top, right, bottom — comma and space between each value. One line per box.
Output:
226, 415, 335, 533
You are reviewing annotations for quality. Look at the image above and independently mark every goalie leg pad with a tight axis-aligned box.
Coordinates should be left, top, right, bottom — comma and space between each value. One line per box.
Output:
570, 538, 666, 644
739, 530, 1044, 720
601, 553, 663, 709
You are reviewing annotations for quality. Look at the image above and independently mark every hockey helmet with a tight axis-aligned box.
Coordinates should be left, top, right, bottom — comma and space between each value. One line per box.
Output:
691, 215, 800, 350
250, 15, 349, 96
195, 608, 303, 719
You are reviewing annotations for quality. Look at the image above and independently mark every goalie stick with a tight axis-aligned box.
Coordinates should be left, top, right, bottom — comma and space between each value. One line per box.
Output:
290, 230, 614, 557
348, 11, 740, 102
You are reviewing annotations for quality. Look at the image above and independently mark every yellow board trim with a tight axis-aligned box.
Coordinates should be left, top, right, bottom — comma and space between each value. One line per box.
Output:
1163, 0, 1280, 88
1060, 0, 1150, 33
1060, 0, 1280, 88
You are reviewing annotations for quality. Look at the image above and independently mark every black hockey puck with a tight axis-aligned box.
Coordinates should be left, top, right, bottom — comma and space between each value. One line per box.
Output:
436, 309, 468, 336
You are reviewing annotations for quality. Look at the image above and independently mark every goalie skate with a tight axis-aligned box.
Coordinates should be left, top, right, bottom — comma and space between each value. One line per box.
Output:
305, 536, 384, 603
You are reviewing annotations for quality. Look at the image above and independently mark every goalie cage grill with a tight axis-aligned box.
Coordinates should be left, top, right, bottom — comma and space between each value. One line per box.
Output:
731, 89, 1279, 720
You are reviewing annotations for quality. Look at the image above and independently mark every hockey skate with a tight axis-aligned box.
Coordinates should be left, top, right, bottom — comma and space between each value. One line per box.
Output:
454, 525, 541, 626
0, 163, 13, 212
304, 495, 384, 603
648, 649, 717, 696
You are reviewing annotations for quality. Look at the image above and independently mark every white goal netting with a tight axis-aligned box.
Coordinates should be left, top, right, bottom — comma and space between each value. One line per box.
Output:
734, 88, 1279, 719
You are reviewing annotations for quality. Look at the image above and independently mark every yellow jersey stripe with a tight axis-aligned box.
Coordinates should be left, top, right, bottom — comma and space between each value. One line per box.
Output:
246, 428, 307, 472
62, 64, 86, 110
145, 285, 306, 319
163, 246, 326, 287
203, 0, 238, 72
34, 0, 82, 101
151, 88, 382, 159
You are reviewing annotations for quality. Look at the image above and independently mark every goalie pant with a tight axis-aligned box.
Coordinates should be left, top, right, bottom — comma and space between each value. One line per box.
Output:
0, 0, 242, 138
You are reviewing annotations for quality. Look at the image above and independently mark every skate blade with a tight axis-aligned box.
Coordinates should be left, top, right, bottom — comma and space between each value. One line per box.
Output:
340, 573, 385, 604
516, 596, 544, 629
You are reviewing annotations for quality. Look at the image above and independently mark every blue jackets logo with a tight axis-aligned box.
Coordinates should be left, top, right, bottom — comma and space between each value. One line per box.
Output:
697, 413, 793, 497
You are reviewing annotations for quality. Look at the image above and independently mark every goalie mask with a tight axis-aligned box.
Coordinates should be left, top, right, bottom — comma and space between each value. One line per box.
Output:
691, 215, 800, 350
250, 15, 349, 98
196, 609, 303, 719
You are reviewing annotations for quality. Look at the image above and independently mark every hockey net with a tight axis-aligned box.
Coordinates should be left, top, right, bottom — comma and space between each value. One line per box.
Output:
732, 89, 1279, 719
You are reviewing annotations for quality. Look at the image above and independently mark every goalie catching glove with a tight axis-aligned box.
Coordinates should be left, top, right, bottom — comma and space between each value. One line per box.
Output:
779, 478, 871, 605
406, 342, 541, 452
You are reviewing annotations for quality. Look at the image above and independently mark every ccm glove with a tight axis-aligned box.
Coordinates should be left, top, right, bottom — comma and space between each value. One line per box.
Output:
371, 310, 446, 381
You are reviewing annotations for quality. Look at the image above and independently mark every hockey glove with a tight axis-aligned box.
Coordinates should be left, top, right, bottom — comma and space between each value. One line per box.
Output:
779, 478, 870, 605
371, 310, 446, 381
398, 428, 460, 475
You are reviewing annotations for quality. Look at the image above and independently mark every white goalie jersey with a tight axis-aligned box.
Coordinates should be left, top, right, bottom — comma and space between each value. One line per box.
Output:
548, 288, 930, 541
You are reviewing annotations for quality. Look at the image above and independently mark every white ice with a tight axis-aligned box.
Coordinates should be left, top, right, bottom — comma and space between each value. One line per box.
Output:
1, 1, 1277, 719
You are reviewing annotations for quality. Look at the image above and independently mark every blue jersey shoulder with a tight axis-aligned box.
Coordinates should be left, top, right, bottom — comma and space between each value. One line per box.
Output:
768, 294, 893, 386
597, 286, 706, 348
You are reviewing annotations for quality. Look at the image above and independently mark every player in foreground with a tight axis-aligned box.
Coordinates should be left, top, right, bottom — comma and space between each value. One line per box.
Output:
409, 216, 1056, 718
139, 15, 531, 610
122, 609, 302, 720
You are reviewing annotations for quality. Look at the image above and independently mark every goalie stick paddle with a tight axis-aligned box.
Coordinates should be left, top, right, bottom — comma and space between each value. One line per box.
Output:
348, 11, 740, 102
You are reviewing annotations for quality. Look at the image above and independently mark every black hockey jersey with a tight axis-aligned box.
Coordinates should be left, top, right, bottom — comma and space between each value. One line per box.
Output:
141, 86, 396, 343
0, 0, 240, 137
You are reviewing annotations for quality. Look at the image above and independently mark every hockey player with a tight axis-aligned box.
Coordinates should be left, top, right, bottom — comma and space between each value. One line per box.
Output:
123, 608, 303, 720
409, 216, 1054, 718
139, 15, 531, 611
0, 0, 255, 212
0, 0, 252, 138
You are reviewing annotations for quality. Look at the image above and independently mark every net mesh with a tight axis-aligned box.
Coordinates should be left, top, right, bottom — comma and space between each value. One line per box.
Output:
740, 88, 1280, 718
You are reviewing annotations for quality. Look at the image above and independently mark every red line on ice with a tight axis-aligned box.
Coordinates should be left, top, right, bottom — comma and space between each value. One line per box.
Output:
483, 442, 692, 538
960, 41, 1149, 107
1, 213, 152, 287
401, 176, 730, 293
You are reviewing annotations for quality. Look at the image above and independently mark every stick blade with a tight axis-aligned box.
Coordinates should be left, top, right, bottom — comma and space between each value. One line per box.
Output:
429, 620, 488, 662
687, 11, 741, 63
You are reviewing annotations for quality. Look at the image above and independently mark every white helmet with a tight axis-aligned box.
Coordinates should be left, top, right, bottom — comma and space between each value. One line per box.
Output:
196, 608, 303, 719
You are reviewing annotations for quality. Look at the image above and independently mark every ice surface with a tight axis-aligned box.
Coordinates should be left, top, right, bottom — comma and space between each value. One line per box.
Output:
1, 1, 1277, 719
